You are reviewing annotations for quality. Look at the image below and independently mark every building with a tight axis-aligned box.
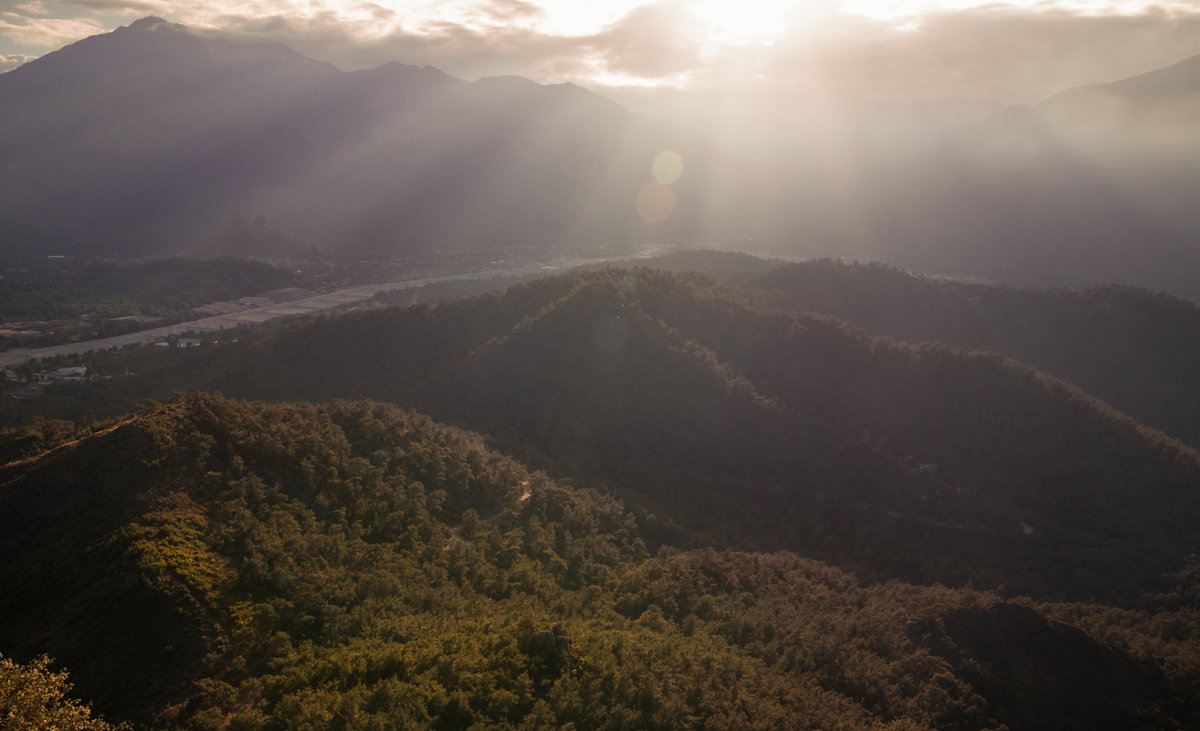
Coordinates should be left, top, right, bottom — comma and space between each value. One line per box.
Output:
44, 366, 88, 381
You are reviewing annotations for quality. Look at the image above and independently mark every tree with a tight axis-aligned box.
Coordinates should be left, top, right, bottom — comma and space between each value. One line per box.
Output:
0, 654, 125, 730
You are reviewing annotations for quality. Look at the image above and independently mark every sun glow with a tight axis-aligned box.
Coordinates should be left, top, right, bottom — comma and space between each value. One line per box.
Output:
837, 0, 1179, 21
688, 0, 805, 44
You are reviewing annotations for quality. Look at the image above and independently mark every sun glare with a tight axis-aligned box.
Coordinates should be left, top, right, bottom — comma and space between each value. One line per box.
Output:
689, 0, 798, 43
836, 0, 1151, 21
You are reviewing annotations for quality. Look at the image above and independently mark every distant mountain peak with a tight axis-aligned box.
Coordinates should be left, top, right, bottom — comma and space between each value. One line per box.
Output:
123, 16, 187, 34
1044, 52, 1200, 105
363, 60, 453, 81
473, 74, 542, 91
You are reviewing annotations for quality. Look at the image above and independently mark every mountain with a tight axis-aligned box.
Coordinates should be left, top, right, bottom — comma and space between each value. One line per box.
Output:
0, 18, 730, 258
22, 268, 1200, 606
2, 394, 1198, 728
1032, 53, 1200, 150
824, 54, 1200, 300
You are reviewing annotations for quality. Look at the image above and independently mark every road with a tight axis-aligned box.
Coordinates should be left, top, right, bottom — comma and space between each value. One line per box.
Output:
0, 249, 670, 369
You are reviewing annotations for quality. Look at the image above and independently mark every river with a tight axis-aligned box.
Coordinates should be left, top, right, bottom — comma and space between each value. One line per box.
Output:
0, 251, 665, 368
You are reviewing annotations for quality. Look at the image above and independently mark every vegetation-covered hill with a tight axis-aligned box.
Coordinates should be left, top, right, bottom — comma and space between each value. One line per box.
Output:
744, 259, 1200, 448
631, 250, 1200, 447
2, 394, 1198, 729
22, 269, 1200, 606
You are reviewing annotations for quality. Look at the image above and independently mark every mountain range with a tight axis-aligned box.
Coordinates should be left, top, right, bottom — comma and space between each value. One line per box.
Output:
0, 17, 729, 258
840, 52, 1200, 299
4, 18, 1200, 299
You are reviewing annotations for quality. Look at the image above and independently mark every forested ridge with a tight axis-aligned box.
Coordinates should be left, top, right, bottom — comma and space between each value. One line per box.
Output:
625, 251, 1200, 446
38, 268, 1191, 601
11, 268, 1200, 600
6, 266, 1200, 727
2, 394, 1199, 729
741, 258, 1200, 447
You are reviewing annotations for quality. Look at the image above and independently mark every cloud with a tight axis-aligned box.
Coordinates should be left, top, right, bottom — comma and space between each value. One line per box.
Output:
12, 1, 50, 14
0, 14, 107, 49
474, 0, 543, 24
196, 2, 756, 85
0, 52, 37, 70
190, 1, 606, 80
60, 0, 164, 11
773, 5, 1200, 102
4, 0, 1200, 105
205, 2, 1200, 102
584, 2, 701, 79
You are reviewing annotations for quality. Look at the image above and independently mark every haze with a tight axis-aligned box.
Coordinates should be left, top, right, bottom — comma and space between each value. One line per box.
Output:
3, 3, 1200, 300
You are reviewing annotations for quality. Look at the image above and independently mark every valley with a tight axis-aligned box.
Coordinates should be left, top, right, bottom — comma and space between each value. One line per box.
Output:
0, 247, 674, 369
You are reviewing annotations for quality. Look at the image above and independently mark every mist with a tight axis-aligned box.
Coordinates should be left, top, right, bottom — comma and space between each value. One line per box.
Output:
2, 11, 1200, 300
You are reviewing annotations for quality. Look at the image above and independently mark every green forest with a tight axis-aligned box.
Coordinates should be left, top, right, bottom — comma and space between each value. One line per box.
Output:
3, 263, 1200, 729
3, 395, 1199, 729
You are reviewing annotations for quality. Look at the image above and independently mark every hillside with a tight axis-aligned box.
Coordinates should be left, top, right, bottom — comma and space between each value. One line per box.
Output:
745, 259, 1200, 447
2, 394, 1197, 728
22, 269, 1200, 607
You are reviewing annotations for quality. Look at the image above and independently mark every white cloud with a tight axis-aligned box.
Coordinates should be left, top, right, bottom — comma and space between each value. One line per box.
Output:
778, 5, 1200, 102
0, 14, 106, 48
0, 52, 37, 70
585, 3, 701, 79
59, 0, 165, 11
2, 0, 1200, 104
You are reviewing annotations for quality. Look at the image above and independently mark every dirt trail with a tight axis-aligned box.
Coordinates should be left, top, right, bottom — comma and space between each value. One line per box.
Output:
444, 480, 533, 548
0, 414, 146, 472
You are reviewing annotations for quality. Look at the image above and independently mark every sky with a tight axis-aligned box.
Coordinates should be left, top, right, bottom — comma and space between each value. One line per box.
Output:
3, 1, 1200, 102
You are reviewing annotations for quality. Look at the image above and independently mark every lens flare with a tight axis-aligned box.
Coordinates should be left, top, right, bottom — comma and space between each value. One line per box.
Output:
652, 150, 684, 185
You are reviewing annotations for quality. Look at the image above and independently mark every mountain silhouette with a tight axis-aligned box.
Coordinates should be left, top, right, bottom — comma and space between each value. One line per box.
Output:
0, 17, 723, 257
